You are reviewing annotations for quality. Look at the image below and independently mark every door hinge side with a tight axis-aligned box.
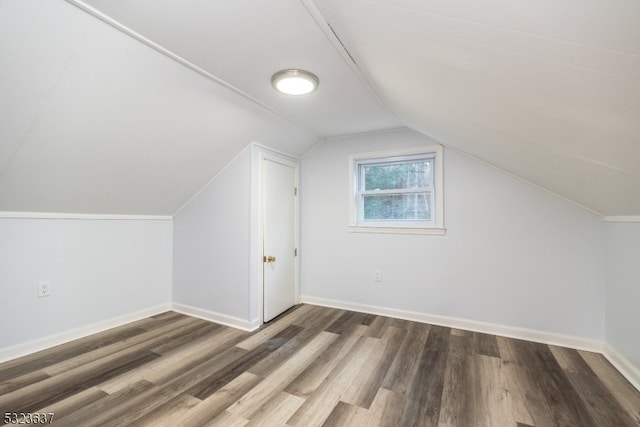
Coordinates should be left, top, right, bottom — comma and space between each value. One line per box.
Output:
294, 187, 298, 196
294, 248, 298, 257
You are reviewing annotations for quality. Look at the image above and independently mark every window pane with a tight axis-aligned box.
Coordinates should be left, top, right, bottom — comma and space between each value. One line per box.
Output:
363, 159, 432, 191
363, 192, 431, 221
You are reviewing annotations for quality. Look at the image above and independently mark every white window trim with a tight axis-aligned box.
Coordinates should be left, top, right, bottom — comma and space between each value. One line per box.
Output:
348, 145, 445, 235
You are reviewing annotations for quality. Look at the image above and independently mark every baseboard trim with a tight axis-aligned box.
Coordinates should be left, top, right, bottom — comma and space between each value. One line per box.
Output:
300, 296, 603, 352
0, 303, 172, 364
3, 297, 636, 392
602, 343, 640, 392
171, 303, 260, 332
301, 296, 640, 392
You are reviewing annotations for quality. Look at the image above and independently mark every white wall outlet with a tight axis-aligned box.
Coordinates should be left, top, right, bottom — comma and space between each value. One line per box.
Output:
373, 270, 382, 282
38, 281, 50, 298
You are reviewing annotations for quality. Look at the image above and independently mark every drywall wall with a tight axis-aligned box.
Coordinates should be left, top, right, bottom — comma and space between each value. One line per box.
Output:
172, 144, 298, 328
605, 222, 640, 374
0, 217, 172, 352
300, 129, 605, 340
172, 147, 252, 325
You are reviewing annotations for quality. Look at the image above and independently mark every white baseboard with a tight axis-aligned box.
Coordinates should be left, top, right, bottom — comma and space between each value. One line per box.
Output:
171, 303, 260, 332
301, 296, 640, 392
3, 296, 637, 393
0, 303, 171, 364
300, 296, 603, 352
602, 343, 640, 392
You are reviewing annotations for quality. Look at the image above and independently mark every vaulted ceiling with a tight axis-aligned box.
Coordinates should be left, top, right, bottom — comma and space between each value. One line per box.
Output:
1, 0, 638, 216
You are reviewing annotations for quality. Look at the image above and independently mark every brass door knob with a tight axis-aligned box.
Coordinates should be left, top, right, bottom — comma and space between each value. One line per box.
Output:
263, 255, 276, 263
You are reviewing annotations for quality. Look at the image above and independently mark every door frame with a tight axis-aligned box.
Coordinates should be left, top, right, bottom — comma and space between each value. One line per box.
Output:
250, 145, 300, 327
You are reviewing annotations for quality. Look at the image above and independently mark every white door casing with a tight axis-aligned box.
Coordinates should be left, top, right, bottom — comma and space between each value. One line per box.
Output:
262, 156, 297, 322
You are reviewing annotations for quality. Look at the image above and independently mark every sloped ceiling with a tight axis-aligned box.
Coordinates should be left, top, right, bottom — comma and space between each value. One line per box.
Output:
1, 0, 639, 216
0, 0, 319, 215
313, 0, 640, 216
0, 0, 396, 215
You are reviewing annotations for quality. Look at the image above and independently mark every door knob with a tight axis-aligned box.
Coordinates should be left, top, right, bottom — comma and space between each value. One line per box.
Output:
263, 255, 276, 263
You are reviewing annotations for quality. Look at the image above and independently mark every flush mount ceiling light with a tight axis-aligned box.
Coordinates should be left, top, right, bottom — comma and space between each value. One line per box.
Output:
271, 69, 319, 95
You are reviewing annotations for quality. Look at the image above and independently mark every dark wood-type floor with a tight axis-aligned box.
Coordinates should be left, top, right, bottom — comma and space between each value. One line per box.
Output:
1, 304, 639, 426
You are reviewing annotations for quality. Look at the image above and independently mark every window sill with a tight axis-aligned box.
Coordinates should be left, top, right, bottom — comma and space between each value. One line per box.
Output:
348, 226, 446, 235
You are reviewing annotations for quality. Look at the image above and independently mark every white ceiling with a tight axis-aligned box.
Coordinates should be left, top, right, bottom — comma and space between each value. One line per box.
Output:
76, 0, 401, 138
313, 0, 640, 216
1, 0, 639, 216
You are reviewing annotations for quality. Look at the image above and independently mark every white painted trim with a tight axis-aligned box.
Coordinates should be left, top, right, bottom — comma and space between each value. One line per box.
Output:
171, 303, 260, 332
300, 296, 603, 352
251, 142, 300, 162
0, 212, 172, 220
348, 145, 445, 231
0, 304, 171, 364
3, 297, 637, 391
602, 343, 640, 392
301, 296, 640, 391
257, 150, 301, 323
603, 216, 640, 223
250, 146, 263, 328
348, 226, 446, 235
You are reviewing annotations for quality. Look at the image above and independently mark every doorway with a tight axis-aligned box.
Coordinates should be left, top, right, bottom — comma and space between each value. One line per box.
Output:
262, 155, 298, 322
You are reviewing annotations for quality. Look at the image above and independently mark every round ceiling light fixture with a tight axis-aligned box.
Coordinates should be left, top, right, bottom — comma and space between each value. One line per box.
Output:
271, 69, 319, 95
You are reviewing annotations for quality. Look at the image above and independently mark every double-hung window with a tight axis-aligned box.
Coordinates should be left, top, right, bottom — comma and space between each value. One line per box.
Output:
349, 146, 444, 234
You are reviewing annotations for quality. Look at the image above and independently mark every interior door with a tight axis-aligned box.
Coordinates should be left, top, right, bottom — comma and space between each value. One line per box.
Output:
263, 157, 297, 322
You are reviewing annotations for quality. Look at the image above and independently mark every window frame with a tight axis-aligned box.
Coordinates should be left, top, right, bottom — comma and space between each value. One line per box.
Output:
349, 145, 445, 235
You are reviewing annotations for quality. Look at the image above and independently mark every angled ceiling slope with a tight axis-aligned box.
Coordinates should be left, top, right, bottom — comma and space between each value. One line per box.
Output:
314, 0, 640, 216
71, 0, 401, 138
0, 0, 398, 216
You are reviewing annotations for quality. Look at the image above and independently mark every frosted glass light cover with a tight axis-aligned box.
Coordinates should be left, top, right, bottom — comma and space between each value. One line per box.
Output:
271, 69, 319, 95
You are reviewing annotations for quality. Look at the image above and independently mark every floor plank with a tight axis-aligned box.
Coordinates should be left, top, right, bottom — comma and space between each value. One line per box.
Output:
578, 350, 640, 424
1, 305, 639, 427
510, 339, 599, 427
227, 331, 336, 419
341, 325, 406, 409
399, 325, 450, 427
438, 334, 475, 427
285, 336, 378, 427
180, 372, 262, 427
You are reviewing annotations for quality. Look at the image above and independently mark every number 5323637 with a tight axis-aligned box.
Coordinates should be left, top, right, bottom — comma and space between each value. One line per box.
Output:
3, 412, 55, 424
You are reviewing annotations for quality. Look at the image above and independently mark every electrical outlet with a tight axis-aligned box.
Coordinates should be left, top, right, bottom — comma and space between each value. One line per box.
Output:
373, 270, 382, 282
38, 281, 50, 298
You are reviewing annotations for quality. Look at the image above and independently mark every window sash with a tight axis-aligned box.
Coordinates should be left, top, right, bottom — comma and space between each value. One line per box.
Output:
358, 187, 430, 196
357, 190, 434, 224
349, 145, 444, 233
357, 156, 434, 192
355, 156, 435, 226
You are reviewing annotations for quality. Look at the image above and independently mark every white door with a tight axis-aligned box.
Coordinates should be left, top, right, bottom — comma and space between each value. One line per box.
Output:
263, 157, 297, 322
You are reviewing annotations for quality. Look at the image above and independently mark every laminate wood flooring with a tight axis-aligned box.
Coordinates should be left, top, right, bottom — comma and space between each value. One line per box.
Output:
1, 305, 639, 426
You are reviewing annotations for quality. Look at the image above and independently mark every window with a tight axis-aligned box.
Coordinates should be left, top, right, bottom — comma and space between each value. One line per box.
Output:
349, 146, 444, 234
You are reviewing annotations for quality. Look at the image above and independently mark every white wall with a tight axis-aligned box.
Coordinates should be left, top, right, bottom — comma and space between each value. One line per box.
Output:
605, 222, 640, 373
0, 217, 172, 356
301, 129, 605, 340
172, 147, 252, 325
